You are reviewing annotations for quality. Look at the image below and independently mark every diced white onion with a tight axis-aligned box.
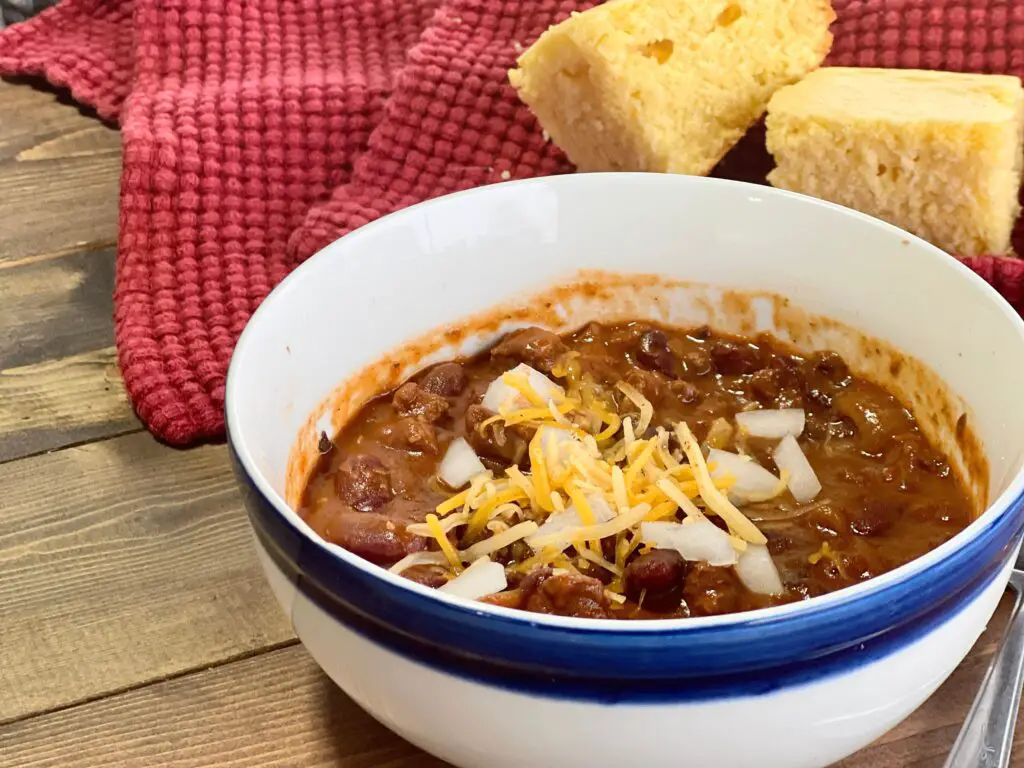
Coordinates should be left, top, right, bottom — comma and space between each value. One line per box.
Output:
773, 434, 822, 502
734, 544, 785, 595
480, 363, 564, 413
526, 494, 614, 551
639, 519, 739, 567
735, 408, 806, 439
708, 448, 782, 500
439, 558, 507, 600
438, 437, 486, 489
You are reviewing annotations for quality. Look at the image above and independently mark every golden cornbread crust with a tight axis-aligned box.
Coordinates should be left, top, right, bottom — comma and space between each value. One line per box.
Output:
766, 67, 1024, 257
509, 0, 835, 176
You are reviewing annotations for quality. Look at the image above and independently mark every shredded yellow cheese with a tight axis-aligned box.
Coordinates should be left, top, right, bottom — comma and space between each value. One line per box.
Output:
408, 512, 471, 537
595, 418, 621, 444
611, 465, 629, 511
464, 488, 527, 542
436, 488, 471, 517
656, 477, 703, 520
674, 423, 767, 545
501, 371, 548, 407
616, 381, 654, 436
389, 551, 448, 574
565, 481, 596, 526
623, 417, 636, 447
426, 514, 463, 572
645, 500, 679, 522
529, 430, 553, 512
624, 439, 658, 493
528, 503, 652, 551
808, 541, 834, 565
578, 547, 623, 576
416, 358, 787, 605
460, 520, 539, 561
514, 544, 565, 573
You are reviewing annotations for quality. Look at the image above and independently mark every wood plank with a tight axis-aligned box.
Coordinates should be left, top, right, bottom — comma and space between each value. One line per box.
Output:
0, 153, 120, 262
0, 247, 116, 367
1, 596, 1020, 767
0, 346, 138, 462
0, 645, 444, 768
0, 78, 118, 162
0, 80, 120, 264
0, 247, 139, 461
0, 432, 294, 724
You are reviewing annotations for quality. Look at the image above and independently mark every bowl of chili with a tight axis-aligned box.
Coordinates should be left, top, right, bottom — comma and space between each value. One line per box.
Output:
226, 173, 1024, 768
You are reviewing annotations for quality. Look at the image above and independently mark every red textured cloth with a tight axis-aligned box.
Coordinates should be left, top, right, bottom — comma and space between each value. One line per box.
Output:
1, 0, 1023, 445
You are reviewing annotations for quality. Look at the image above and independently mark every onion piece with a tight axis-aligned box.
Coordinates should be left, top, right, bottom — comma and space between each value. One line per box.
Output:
735, 408, 806, 439
438, 437, 486, 489
481, 363, 564, 413
734, 544, 785, 595
439, 557, 507, 599
773, 435, 822, 502
708, 448, 783, 501
526, 494, 614, 551
639, 519, 739, 567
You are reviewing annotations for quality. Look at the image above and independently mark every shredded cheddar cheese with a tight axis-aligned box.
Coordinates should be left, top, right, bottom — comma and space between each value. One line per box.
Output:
808, 541, 834, 565
674, 423, 767, 545
407, 356, 791, 604
426, 514, 463, 573
578, 547, 623, 576
616, 381, 654, 436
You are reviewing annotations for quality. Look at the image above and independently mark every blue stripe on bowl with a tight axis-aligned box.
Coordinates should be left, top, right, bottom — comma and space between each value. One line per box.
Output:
230, 441, 1024, 702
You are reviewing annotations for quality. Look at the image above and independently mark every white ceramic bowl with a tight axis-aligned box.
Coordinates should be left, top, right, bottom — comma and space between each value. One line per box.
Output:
226, 173, 1024, 768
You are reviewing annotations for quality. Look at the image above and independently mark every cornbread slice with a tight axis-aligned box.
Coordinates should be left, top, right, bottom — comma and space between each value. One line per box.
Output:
508, 0, 835, 175
766, 68, 1024, 256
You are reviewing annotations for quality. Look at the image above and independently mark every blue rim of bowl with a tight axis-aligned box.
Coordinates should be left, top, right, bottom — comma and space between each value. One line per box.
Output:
231, 436, 1024, 702
224, 174, 1024, 701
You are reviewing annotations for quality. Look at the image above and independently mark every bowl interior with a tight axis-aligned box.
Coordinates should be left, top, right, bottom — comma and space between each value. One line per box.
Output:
227, 173, 1024, 619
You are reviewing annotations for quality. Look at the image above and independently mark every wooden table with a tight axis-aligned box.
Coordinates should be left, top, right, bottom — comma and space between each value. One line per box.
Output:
1, 77, 1022, 768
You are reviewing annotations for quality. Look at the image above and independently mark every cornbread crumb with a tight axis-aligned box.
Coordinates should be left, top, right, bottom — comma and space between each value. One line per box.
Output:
766, 67, 1024, 256
509, 0, 834, 175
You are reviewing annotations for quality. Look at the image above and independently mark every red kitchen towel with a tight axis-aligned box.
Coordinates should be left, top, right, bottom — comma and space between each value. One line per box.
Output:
1, 0, 1023, 445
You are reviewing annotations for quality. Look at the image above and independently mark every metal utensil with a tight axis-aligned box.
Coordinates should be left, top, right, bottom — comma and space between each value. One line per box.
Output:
945, 551, 1024, 768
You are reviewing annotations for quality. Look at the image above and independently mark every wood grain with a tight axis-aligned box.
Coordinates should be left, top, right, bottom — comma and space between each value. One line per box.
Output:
0, 432, 293, 725
1, 595, 1021, 767
0, 247, 139, 461
0, 247, 116, 368
0, 346, 138, 462
0, 644, 445, 768
0, 78, 117, 162
0, 80, 120, 264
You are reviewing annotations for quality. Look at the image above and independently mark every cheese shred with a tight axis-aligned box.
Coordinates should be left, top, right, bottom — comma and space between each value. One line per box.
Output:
413, 358, 784, 605
426, 514, 463, 573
